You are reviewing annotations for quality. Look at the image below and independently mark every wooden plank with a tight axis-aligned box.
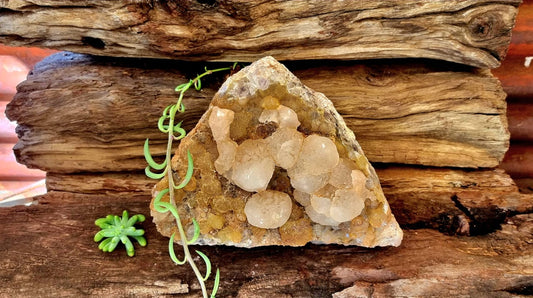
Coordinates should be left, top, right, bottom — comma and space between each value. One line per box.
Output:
46, 166, 533, 236
0, 0, 520, 68
46, 172, 154, 197
377, 166, 531, 234
0, 191, 531, 297
6, 53, 509, 172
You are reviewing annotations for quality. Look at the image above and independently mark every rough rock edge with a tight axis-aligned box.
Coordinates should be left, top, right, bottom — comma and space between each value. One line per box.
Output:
151, 56, 403, 248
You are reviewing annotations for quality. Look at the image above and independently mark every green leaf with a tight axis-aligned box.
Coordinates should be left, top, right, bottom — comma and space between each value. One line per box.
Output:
126, 229, 145, 237
101, 214, 114, 223
144, 139, 167, 170
107, 236, 120, 252
176, 91, 187, 113
157, 201, 181, 221
169, 102, 180, 118
175, 82, 190, 92
187, 218, 200, 245
145, 165, 166, 180
195, 250, 211, 281
162, 104, 172, 117
169, 233, 187, 265
95, 215, 114, 228
174, 150, 194, 189
98, 237, 112, 251
121, 210, 129, 225
172, 121, 187, 141
194, 78, 201, 90
211, 268, 221, 298
94, 230, 105, 242
126, 215, 139, 227
132, 235, 147, 247
153, 188, 170, 213
121, 235, 135, 257
113, 215, 120, 226
99, 229, 117, 238
158, 114, 171, 133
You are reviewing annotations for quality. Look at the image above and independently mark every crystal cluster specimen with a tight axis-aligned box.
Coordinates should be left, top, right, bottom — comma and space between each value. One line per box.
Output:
151, 57, 403, 248
210, 103, 374, 230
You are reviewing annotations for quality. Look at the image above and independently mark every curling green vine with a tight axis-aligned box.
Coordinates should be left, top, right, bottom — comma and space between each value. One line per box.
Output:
144, 63, 237, 298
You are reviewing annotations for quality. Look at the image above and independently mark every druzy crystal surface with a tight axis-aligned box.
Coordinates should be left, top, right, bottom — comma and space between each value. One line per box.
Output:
151, 57, 403, 247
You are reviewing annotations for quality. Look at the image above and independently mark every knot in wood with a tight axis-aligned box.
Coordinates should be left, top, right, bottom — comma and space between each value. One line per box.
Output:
364, 66, 394, 87
468, 11, 504, 41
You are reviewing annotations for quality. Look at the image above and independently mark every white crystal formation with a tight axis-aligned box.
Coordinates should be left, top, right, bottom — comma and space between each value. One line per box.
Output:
244, 190, 292, 229
231, 139, 274, 192
209, 102, 374, 229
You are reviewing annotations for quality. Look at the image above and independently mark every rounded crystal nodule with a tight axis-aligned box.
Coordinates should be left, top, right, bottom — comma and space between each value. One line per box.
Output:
266, 128, 304, 169
214, 139, 238, 174
231, 139, 275, 192
244, 190, 292, 229
209, 106, 234, 141
209, 103, 371, 228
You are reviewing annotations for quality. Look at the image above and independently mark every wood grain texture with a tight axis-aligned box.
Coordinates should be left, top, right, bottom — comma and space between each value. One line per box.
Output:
46, 166, 533, 236
0, 191, 531, 297
0, 0, 520, 68
5, 52, 509, 172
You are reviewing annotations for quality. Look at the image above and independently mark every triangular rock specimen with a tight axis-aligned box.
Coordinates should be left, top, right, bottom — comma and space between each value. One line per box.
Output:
151, 57, 403, 247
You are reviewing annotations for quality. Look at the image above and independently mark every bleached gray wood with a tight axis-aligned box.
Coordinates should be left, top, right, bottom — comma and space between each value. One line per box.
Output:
0, 0, 520, 68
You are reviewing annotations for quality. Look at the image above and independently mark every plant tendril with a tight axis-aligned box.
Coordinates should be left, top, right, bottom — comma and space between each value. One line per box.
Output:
143, 63, 238, 298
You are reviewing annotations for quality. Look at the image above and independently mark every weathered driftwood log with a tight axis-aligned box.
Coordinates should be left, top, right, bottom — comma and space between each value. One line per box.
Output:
46, 166, 533, 236
0, 191, 531, 297
6, 52, 509, 172
0, 0, 520, 68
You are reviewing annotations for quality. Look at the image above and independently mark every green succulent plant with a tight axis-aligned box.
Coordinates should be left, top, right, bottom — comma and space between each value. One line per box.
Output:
94, 210, 147, 257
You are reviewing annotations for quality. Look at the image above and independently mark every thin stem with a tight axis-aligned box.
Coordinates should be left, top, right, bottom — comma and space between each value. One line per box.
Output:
165, 111, 209, 297
155, 64, 236, 298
